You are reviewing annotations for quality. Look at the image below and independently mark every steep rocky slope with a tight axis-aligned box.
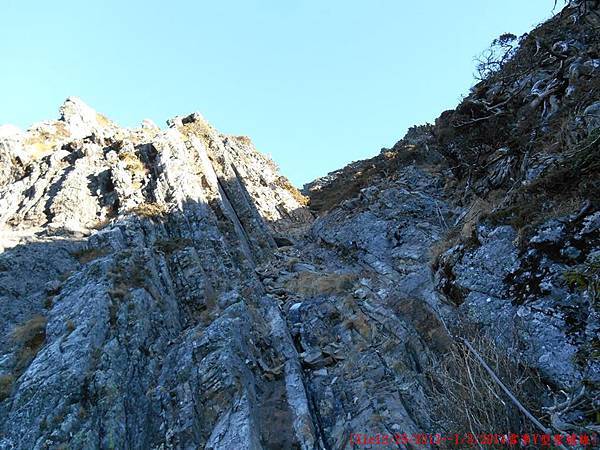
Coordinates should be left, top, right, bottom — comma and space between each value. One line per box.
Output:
305, 0, 600, 442
1, 2, 599, 449
0, 99, 318, 448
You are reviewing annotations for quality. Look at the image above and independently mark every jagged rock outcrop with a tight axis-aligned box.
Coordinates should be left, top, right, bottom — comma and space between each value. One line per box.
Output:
0, 98, 319, 449
0, 97, 463, 450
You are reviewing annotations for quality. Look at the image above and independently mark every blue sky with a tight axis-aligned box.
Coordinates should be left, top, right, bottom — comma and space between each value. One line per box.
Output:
1, 1, 554, 186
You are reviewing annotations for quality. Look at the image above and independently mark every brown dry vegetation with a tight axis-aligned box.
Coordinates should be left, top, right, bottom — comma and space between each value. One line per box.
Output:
12, 315, 48, 371
179, 116, 215, 150
275, 176, 309, 206
429, 195, 502, 266
96, 112, 113, 128
0, 374, 16, 401
341, 308, 374, 339
435, 8, 600, 227
23, 121, 70, 160
284, 271, 357, 297
564, 253, 600, 307
72, 247, 110, 265
130, 202, 167, 219
307, 136, 444, 214
106, 252, 151, 320
426, 325, 550, 442
482, 129, 600, 243
233, 135, 253, 146
118, 150, 147, 175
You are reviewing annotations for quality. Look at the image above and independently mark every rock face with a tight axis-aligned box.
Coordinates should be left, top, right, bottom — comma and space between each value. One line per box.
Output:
0, 99, 317, 449
1, 3, 600, 449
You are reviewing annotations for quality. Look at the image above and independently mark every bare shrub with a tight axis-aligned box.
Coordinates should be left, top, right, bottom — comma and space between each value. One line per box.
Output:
426, 325, 549, 441
475, 33, 519, 81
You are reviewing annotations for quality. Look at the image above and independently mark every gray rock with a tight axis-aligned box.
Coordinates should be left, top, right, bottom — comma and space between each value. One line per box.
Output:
0, 99, 314, 449
2, 59, 599, 448
531, 220, 566, 246
561, 246, 582, 260
583, 101, 600, 133
579, 211, 600, 236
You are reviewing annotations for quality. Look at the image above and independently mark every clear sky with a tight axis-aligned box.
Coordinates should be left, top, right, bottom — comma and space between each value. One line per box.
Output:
1, 1, 554, 186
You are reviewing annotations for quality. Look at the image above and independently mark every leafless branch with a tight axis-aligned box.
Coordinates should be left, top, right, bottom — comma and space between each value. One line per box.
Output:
461, 338, 569, 450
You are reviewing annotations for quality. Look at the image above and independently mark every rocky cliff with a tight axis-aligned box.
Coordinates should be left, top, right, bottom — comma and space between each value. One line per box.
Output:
1, 2, 599, 449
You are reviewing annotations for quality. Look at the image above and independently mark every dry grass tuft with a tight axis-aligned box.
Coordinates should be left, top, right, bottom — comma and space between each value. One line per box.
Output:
72, 247, 110, 264
179, 117, 214, 149
0, 374, 15, 401
285, 271, 356, 297
1, 316, 49, 401
89, 216, 113, 230
23, 121, 70, 159
96, 112, 113, 128
233, 135, 253, 145
482, 129, 600, 234
12, 315, 48, 346
426, 327, 548, 438
130, 202, 167, 219
12, 315, 48, 371
118, 150, 147, 175
341, 309, 373, 338
107, 251, 150, 304
564, 254, 600, 306
429, 227, 461, 266
276, 176, 309, 206
430, 197, 495, 265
